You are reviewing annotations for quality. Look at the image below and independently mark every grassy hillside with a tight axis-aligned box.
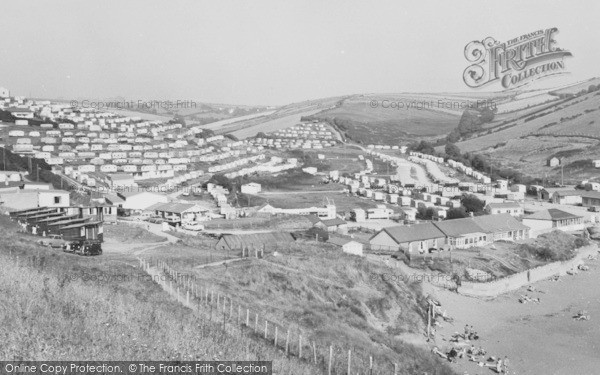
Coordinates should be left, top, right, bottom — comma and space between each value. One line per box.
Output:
456, 90, 600, 153
0, 212, 454, 374
309, 95, 460, 144
0, 215, 313, 372
137, 240, 455, 375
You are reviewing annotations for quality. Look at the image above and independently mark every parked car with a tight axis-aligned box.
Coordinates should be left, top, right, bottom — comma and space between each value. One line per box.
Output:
146, 217, 164, 224
64, 241, 102, 256
588, 206, 600, 212
182, 222, 204, 231
37, 234, 67, 249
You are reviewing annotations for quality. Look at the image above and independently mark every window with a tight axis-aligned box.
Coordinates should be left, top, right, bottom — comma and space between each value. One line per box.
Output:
54, 196, 61, 204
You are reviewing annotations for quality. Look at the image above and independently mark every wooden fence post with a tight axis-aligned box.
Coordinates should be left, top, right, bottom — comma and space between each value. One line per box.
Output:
298, 335, 302, 359
313, 342, 317, 364
369, 356, 373, 375
186, 290, 190, 305
255, 313, 258, 333
394, 363, 398, 375
285, 329, 290, 355
328, 345, 333, 375
274, 326, 278, 347
347, 350, 351, 375
264, 320, 268, 339
246, 309, 250, 327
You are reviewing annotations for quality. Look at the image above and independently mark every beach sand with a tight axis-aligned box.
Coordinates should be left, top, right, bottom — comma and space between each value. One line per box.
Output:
429, 249, 600, 375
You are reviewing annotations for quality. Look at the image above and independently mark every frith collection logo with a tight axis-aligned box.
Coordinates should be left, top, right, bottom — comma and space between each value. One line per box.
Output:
463, 28, 572, 89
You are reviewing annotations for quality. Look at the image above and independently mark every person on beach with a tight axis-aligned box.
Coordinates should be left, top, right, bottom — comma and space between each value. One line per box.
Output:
503, 356, 509, 373
496, 358, 503, 373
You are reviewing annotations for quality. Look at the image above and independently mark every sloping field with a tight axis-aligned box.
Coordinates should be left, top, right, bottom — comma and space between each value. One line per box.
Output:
312, 95, 460, 144
456, 91, 600, 152
549, 77, 600, 96
229, 108, 324, 139
194, 110, 277, 131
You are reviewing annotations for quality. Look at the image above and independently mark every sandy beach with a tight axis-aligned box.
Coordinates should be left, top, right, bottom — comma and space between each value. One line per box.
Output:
428, 246, 600, 375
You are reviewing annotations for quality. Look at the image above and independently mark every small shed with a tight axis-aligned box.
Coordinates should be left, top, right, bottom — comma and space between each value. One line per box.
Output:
327, 237, 364, 256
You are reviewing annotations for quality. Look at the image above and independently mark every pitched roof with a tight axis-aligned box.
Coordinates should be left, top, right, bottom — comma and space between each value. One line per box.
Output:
118, 190, 166, 198
474, 213, 529, 232
433, 217, 488, 237
552, 190, 583, 197
320, 218, 347, 227
382, 223, 445, 243
306, 215, 322, 225
525, 208, 582, 221
104, 193, 125, 204
486, 202, 521, 209
580, 190, 600, 200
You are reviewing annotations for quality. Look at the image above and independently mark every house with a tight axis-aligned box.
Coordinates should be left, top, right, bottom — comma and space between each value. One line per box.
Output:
117, 191, 169, 212
314, 218, 348, 233
434, 217, 490, 249
257, 203, 336, 219
522, 209, 585, 237
241, 182, 261, 195
0, 189, 70, 210
369, 213, 530, 252
547, 157, 561, 167
327, 237, 364, 256
367, 206, 393, 220
540, 187, 573, 201
60, 205, 117, 224
149, 202, 207, 224
216, 232, 295, 251
22, 182, 52, 190
399, 207, 417, 222
593, 160, 600, 168
485, 202, 523, 216
551, 190, 583, 205
369, 223, 446, 253
580, 190, 600, 208
474, 214, 530, 241
350, 208, 366, 222
0, 87, 9, 98
0, 171, 24, 183
106, 173, 136, 188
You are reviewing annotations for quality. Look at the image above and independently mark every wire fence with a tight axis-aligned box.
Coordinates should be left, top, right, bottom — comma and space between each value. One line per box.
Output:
140, 257, 405, 375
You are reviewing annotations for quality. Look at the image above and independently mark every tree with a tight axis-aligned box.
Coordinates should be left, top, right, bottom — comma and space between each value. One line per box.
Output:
445, 143, 461, 159
416, 206, 435, 220
461, 194, 486, 215
446, 207, 468, 220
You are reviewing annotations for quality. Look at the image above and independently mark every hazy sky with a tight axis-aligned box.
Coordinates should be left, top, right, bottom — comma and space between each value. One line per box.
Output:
0, 0, 597, 105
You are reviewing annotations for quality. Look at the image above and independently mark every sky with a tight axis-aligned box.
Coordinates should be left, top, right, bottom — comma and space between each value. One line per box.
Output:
0, 0, 598, 105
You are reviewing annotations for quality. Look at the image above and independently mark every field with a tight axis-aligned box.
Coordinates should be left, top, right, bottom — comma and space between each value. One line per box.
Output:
230, 109, 324, 139
455, 90, 600, 153
103, 222, 167, 244
311, 95, 460, 144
